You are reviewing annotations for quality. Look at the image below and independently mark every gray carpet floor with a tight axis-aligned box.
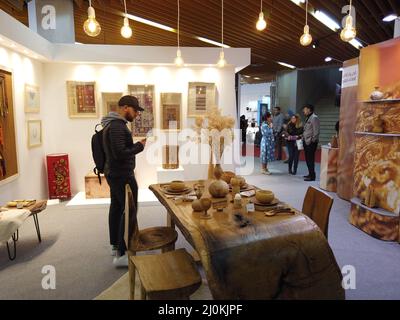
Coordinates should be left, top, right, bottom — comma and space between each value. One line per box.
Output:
1, 157, 400, 300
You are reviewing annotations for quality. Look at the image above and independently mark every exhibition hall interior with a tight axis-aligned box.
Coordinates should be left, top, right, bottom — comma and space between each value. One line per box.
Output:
0, 0, 399, 301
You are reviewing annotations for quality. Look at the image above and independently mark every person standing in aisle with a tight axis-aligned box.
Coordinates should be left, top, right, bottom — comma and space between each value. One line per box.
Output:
302, 104, 320, 181
272, 107, 284, 160
101, 95, 146, 267
260, 112, 275, 175
286, 114, 303, 175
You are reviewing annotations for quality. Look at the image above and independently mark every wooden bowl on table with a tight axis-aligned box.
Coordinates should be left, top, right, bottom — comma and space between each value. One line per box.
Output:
255, 190, 275, 204
169, 180, 187, 192
221, 171, 236, 184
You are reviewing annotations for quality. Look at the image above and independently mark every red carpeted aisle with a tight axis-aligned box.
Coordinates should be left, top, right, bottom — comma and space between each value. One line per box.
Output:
241, 144, 321, 163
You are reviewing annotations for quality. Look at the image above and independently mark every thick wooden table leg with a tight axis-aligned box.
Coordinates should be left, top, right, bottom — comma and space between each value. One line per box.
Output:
140, 282, 146, 300
128, 251, 136, 300
166, 213, 175, 251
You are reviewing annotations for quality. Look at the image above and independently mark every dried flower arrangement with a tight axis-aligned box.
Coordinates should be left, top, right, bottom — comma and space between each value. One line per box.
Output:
192, 106, 235, 178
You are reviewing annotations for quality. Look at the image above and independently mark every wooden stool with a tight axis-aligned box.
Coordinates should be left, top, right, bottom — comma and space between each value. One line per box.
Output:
124, 185, 178, 300
131, 248, 202, 300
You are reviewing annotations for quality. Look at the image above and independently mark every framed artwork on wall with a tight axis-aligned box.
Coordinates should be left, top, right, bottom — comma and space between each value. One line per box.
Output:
66, 81, 98, 118
128, 84, 155, 138
102, 92, 122, 115
27, 120, 42, 148
0, 67, 18, 185
160, 92, 182, 131
187, 82, 216, 117
24, 84, 40, 113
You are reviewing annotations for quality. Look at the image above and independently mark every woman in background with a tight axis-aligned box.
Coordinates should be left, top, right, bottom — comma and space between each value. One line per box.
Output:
260, 112, 275, 175
286, 114, 304, 175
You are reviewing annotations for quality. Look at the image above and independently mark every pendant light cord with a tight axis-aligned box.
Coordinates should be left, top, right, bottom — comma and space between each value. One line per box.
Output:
305, 0, 308, 25
221, 0, 224, 51
123, 0, 127, 15
89, 0, 92, 7
260, 0, 263, 12
349, 0, 352, 16
177, 0, 180, 50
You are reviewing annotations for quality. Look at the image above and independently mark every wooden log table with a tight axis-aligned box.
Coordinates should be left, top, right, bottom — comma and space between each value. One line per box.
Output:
149, 181, 345, 300
1, 200, 47, 260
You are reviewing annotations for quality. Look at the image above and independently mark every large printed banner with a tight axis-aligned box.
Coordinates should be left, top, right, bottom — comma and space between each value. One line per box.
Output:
337, 58, 359, 200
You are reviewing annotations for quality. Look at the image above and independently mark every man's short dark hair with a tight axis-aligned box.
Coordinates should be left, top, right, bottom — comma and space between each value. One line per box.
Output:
274, 106, 281, 111
303, 104, 314, 112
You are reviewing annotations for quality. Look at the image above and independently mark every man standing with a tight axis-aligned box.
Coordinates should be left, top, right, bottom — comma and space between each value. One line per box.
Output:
302, 104, 320, 181
101, 95, 146, 267
272, 107, 284, 160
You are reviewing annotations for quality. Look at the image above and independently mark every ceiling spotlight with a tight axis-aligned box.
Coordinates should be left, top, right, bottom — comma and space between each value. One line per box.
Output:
312, 41, 319, 49
339, 68, 343, 72
383, 14, 398, 22
256, 0, 267, 31
83, 0, 101, 37
325, 57, 332, 62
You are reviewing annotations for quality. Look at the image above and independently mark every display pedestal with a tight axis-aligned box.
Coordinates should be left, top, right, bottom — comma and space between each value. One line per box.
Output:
85, 172, 110, 199
320, 146, 338, 192
156, 166, 184, 183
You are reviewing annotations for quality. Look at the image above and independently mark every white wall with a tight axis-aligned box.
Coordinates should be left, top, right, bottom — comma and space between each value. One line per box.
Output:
0, 45, 47, 204
42, 63, 238, 193
239, 83, 271, 120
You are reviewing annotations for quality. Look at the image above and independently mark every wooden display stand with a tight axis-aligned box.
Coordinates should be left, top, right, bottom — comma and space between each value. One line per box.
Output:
85, 172, 110, 199
349, 99, 400, 242
320, 145, 339, 192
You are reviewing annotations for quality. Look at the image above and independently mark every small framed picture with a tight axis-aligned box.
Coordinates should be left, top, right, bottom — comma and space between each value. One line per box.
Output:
25, 84, 40, 113
102, 92, 122, 115
27, 120, 42, 148
187, 82, 216, 117
160, 92, 182, 131
66, 81, 98, 118
128, 84, 155, 138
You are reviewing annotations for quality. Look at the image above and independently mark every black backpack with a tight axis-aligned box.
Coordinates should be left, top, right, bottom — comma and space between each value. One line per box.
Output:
91, 124, 108, 184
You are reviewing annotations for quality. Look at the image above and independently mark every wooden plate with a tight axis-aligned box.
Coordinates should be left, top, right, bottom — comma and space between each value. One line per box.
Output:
161, 186, 193, 195
253, 198, 279, 206
229, 184, 253, 191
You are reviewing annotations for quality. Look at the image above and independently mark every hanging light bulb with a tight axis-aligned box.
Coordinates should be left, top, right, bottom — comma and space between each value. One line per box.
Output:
175, 49, 184, 66
217, 50, 226, 68
174, 0, 184, 66
121, 17, 132, 38
299, 0, 312, 46
83, 0, 101, 37
217, 0, 228, 67
340, 0, 356, 42
120, 0, 132, 38
340, 15, 356, 42
256, 1, 267, 31
300, 25, 312, 46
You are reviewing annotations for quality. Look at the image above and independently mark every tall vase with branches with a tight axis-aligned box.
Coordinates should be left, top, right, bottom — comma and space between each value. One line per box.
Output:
193, 107, 235, 179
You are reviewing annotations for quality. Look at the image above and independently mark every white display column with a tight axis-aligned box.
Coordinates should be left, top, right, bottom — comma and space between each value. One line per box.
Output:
156, 166, 185, 183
